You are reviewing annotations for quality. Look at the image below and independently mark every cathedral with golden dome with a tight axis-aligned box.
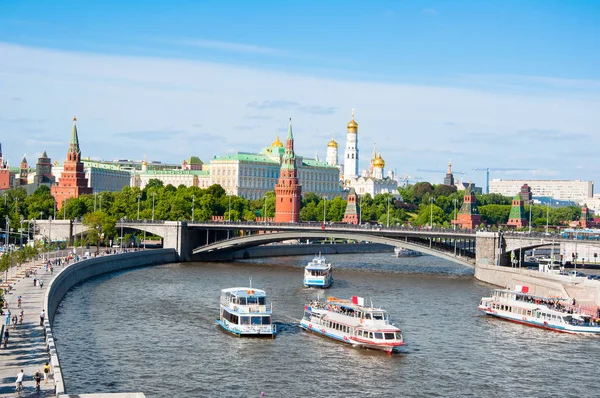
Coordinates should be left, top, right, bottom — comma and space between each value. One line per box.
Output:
339, 110, 398, 197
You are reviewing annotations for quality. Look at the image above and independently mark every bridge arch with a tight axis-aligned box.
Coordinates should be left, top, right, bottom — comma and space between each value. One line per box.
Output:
192, 231, 475, 267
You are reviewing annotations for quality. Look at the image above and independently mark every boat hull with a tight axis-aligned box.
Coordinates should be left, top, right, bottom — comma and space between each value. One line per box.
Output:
478, 306, 600, 335
299, 319, 404, 352
303, 276, 334, 288
216, 320, 276, 337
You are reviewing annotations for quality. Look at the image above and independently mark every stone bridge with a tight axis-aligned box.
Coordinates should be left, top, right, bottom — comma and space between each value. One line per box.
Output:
33, 220, 595, 269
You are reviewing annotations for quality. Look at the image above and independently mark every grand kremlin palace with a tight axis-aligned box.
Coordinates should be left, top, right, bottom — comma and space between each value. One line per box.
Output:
131, 136, 343, 199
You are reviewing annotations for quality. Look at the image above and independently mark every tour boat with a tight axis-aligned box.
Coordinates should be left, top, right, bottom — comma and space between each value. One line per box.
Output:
299, 296, 405, 353
217, 286, 276, 337
478, 286, 600, 334
394, 247, 422, 257
303, 253, 334, 288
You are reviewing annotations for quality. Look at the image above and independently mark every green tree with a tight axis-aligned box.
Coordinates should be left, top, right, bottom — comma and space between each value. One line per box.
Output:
479, 204, 511, 225
84, 211, 117, 253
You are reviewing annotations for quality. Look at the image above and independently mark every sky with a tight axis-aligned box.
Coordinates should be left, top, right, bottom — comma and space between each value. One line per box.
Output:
1, 0, 599, 189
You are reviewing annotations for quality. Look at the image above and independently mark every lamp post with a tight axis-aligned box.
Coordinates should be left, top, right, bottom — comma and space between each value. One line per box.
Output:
453, 199, 458, 231
48, 216, 52, 261
323, 196, 327, 225
99, 193, 103, 212
143, 219, 147, 250
19, 216, 24, 247
191, 195, 195, 222
263, 195, 267, 224
120, 217, 125, 251
358, 195, 363, 225
386, 195, 390, 227
528, 200, 532, 234
94, 192, 98, 212
546, 202, 550, 234
151, 193, 156, 222
228, 194, 231, 222
429, 197, 435, 229
79, 217, 84, 258
53, 200, 56, 220
136, 194, 141, 220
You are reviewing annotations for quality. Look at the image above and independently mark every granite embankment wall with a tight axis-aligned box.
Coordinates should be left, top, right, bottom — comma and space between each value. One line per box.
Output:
475, 264, 600, 306
230, 242, 393, 260
44, 249, 178, 397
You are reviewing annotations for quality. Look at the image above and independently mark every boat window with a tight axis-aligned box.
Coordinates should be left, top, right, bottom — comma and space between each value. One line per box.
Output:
384, 333, 395, 340
374, 332, 383, 339
303, 311, 311, 320
373, 313, 384, 320
369, 332, 374, 339
395, 332, 402, 340
527, 310, 532, 316
258, 297, 266, 305
365, 313, 372, 320
262, 316, 271, 325
238, 297, 247, 305
251, 316, 262, 325
248, 296, 258, 305
241, 317, 250, 325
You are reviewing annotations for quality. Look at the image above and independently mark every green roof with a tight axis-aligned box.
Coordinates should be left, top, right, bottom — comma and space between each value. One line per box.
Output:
188, 156, 203, 165
213, 153, 279, 164
302, 158, 338, 168
508, 195, 526, 220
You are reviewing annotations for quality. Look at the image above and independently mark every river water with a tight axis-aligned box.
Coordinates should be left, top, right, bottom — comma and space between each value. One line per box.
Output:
52, 253, 598, 398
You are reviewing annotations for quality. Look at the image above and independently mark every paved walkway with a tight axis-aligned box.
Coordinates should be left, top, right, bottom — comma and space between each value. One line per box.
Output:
0, 258, 65, 397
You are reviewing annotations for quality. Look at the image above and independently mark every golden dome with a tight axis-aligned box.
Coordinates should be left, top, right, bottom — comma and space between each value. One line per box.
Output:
327, 138, 338, 148
347, 109, 358, 132
373, 153, 385, 168
271, 136, 284, 147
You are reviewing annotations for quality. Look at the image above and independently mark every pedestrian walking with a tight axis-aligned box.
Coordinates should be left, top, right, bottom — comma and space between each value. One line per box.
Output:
43, 362, 51, 383
18, 310, 23, 325
5, 312, 10, 326
3, 328, 9, 348
15, 369, 24, 392
17, 295, 22, 308
40, 309, 46, 326
39, 279, 44, 289
33, 276, 37, 287
34, 369, 42, 391
12, 314, 17, 329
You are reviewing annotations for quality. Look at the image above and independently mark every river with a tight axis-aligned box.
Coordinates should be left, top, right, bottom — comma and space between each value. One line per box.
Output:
52, 253, 598, 398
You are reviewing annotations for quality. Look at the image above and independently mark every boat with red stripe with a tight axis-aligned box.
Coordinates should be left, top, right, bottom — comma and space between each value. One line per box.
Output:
299, 296, 405, 353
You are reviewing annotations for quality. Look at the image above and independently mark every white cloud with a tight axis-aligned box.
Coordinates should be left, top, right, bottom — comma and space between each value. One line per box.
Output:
0, 42, 599, 187
178, 38, 290, 56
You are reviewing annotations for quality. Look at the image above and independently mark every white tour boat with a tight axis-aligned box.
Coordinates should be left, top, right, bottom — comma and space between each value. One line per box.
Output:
303, 253, 334, 288
300, 296, 405, 353
478, 286, 600, 334
394, 247, 422, 257
217, 286, 276, 337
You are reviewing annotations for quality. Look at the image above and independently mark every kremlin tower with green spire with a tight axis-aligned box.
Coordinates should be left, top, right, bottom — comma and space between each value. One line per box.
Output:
274, 119, 302, 223
51, 117, 93, 210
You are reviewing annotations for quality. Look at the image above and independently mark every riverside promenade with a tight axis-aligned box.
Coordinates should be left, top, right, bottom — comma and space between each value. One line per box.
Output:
0, 256, 66, 397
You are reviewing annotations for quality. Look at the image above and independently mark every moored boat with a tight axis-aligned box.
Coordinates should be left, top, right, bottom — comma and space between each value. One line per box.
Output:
478, 287, 600, 334
217, 286, 276, 337
394, 247, 422, 257
303, 253, 333, 288
299, 296, 405, 353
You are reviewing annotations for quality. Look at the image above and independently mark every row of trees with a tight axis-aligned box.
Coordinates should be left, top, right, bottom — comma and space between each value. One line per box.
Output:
0, 181, 587, 247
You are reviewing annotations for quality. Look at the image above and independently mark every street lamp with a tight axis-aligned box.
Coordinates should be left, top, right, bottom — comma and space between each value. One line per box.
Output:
191, 195, 195, 222
528, 200, 532, 234
429, 197, 435, 229
386, 195, 390, 227
143, 219, 147, 250
151, 193, 156, 221
453, 199, 458, 231
94, 192, 98, 212
263, 195, 268, 224
323, 196, 327, 225
137, 194, 141, 220
120, 217, 125, 251
48, 216, 53, 260
79, 217, 84, 258
546, 202, 550, 234
228, 194, 232, 222
19, 216, 24, 247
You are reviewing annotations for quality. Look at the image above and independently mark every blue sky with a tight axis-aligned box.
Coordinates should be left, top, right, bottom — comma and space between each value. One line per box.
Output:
1, 0, 599, 188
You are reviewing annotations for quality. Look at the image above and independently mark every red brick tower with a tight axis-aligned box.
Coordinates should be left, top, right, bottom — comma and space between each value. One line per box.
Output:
453, 183, 481, 229
52, 117, 93, 210
0, 143, 9, 190
275, 119, 302, 223
342, 188, 359, 224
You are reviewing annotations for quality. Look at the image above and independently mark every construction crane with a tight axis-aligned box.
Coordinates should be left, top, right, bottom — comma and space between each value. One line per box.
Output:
417, 169, 467, 175
472, 168, 536, 194
400, 174, 422, 187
